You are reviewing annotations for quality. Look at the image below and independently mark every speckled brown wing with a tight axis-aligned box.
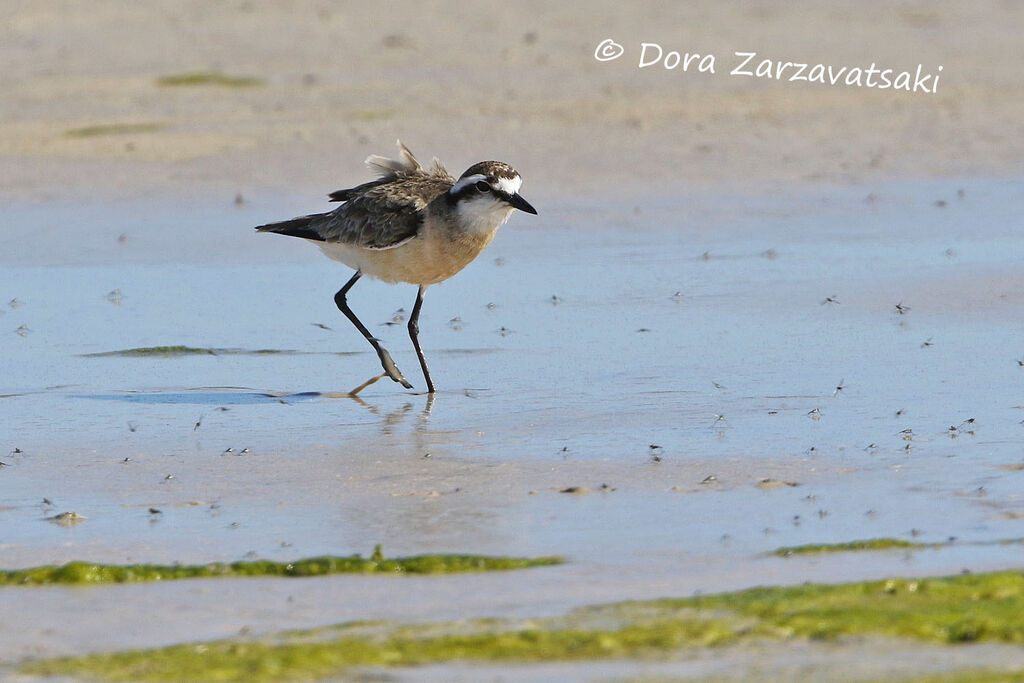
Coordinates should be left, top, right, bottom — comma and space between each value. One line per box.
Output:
319, 173, 455, 249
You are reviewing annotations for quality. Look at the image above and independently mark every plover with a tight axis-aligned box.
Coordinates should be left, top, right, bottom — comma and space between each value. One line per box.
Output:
255, 141, 537, 393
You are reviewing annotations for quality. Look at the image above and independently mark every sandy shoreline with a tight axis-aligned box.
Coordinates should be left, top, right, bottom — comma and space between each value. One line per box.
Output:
0, 2, 1021, 202
2, 4, 1024, 679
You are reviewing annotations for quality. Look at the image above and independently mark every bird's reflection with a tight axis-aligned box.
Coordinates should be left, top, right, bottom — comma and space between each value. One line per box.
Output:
334, 374, 436, 441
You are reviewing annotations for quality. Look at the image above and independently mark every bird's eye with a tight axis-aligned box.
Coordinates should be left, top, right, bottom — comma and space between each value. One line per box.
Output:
475, 180, 490, 193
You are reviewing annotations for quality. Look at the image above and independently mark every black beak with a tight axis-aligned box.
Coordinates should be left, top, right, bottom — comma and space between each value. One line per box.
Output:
507, 193, 538, 215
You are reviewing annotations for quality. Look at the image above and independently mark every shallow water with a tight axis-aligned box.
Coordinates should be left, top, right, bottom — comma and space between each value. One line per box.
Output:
2, 178, 1024, 666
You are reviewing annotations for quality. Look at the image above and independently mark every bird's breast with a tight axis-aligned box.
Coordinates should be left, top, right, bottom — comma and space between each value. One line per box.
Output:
317, 222, 499, 286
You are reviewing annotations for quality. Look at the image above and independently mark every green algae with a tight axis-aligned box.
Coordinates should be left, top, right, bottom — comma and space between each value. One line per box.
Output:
0, 550, 562, 586
65, 123, 163, 137
22, 615, 747, 682
670, 570, 1024, 644
83, 346, 286, 357
156, 71, 264, 87
773, 538, 931, 556
83, 346, 378, 357
19, 569, 1024, 681
911, 670, 1024, 683
351, 109, 395, 121
773, 537, 1024, 557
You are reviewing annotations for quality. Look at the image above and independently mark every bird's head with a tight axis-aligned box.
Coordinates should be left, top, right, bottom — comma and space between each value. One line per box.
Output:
448, 161, 537, 232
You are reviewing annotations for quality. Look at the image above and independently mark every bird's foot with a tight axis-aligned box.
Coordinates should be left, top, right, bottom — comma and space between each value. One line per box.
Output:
378, 348, 413, 389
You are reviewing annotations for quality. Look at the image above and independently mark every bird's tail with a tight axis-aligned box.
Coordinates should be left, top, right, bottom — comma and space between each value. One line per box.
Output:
254, 213, 327, 242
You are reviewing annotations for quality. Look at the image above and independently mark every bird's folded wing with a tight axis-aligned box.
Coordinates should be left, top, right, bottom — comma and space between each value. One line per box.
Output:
320, 155, 455, 250
319, 187, 428, 249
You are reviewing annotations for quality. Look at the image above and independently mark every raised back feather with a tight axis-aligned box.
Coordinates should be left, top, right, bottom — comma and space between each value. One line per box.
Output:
329, 141, 452, 203
364, 140, 422, 177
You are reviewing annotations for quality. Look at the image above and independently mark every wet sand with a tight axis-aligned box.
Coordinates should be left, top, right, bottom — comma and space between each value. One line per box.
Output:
3, 178, 1024, 678
1, 2, 1023, 679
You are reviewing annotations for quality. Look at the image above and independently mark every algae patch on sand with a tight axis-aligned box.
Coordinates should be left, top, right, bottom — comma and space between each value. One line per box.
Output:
772, 537, 930, 556
65, 123, 164, 137
20, 569, 1024, 681
21, 614, 747, 682
772, 537, 1024, 557
0, 549, 562, 586
672, 570, 1024, 644
911, 670, 1024, 683
83, 346, 288, 357
156, 71, 264, 87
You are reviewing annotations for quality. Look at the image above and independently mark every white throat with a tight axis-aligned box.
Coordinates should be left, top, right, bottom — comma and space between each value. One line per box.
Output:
455, 196, 515, 235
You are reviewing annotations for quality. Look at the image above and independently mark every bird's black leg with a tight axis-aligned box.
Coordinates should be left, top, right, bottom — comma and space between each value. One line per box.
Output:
334, 272, 412, 389
408, 285, 435, 393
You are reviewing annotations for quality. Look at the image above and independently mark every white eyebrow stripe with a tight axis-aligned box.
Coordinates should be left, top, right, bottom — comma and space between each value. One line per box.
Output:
449, 174, 488, 194
495, 175, 522, 195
